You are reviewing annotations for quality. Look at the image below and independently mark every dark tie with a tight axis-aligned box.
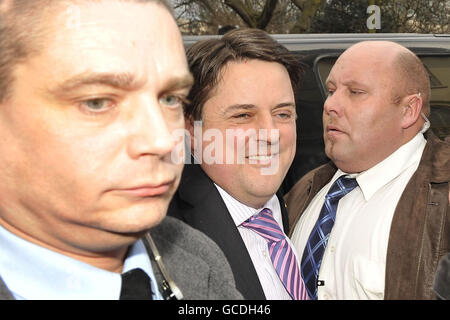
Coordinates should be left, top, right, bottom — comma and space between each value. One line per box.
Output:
119, 268, 153, 300
242, 208, 308, 300
301, 175, 358, 300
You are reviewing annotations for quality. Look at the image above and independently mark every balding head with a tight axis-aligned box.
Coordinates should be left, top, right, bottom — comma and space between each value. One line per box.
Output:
341, 41, 431, 116
323, 40, 430, 173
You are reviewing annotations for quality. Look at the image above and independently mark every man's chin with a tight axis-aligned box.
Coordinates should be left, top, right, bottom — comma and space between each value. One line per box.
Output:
76, 225, 156, 255
109, 228, 149, 239
93, 206, 168, 239
109, 214, 166, 235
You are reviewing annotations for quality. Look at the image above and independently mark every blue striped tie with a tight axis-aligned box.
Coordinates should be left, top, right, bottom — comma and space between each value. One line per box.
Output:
242, 208, 308, 300
300, 175, 358, 299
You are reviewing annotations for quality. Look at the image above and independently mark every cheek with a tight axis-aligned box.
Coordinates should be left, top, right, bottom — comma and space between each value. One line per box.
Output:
279, 125, 296, 159
34, 126, 125, 199
286, 125, 297, 149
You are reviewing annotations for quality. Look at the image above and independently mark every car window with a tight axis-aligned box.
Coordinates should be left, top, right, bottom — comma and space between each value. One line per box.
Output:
422, 56, 450, 138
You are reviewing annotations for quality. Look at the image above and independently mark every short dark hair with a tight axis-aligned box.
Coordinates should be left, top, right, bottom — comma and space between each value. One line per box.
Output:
185, 28, 304, 120
0, 0, 171, 103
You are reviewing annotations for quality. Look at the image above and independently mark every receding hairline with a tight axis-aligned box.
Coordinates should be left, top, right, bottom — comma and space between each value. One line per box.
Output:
389, 44, 431, 114
337, 41, 431, 113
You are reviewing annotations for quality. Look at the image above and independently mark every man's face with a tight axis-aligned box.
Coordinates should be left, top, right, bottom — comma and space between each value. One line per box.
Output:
0, 2, 192, 253
323, 46, 405, 173
191, 59, 297, 208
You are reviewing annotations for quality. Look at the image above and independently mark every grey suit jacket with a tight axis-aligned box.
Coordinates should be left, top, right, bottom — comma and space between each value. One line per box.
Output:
0, 216, 243, 300
168, 163, 290, 300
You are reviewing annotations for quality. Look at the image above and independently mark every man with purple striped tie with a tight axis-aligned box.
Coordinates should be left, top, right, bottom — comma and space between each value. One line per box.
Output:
242, 208, 308, 300
168, 29, 308, 300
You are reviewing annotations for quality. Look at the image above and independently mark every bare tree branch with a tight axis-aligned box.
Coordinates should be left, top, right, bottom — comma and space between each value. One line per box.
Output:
291, 0, 304, 12
224, 0, 257, 27
290, 0, 326, 33
258, 0, 279, 29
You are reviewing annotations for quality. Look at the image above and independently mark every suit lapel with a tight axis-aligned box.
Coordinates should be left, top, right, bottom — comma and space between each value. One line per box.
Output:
277, 192, 290, 234
172, 164, 266, 299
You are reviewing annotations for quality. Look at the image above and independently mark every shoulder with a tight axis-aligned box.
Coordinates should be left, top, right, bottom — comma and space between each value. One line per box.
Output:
285, 162, 335, 202
150, 216, 243, 300
151, 215, 220, 255
426, 132, 450, 182
415, 132, 450, 186
284, 162, 336, 229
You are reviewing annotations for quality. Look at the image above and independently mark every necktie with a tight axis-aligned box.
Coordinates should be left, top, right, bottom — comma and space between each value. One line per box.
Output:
120, 268, 153, 300
301, 175, 358, 300
242, 208, 308, 300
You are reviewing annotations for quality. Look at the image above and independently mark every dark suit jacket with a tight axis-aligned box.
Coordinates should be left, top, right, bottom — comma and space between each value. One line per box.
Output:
0, 216, 243, 300
167, 163, 290, 300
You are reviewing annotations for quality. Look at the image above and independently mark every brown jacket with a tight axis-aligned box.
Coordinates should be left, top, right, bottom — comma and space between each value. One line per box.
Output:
285, 131, 450, 299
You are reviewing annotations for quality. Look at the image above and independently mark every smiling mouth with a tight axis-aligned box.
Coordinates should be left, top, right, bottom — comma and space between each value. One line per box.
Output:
245, 154, 279, 166
246, 154, 276, 161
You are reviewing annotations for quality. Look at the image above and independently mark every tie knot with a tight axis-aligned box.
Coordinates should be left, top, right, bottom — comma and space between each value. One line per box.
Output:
326, 175, 358, 201
241, 208, 285, 242
120, 268, 153, 300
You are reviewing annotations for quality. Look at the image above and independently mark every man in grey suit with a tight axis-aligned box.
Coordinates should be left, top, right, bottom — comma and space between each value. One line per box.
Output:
0, 0, 242, 300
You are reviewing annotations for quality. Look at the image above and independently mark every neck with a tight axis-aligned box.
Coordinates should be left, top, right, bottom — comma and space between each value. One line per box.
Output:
235, 194, 270, 209
0, 217, 129, 273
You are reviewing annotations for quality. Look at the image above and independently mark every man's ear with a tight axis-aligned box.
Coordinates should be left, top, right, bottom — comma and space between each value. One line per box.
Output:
401, 94, 423, 129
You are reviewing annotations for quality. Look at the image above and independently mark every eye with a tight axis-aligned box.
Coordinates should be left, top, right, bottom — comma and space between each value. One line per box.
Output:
159, 94, 187, 109
79, 98, 116, 114
349, 89, 365, 95
233, 113, 252, 119
327, 88, 335, 96
276, 112, 293, 120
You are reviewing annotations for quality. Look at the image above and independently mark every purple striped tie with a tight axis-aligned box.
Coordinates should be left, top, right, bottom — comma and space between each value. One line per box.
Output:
242, 208, 308, 300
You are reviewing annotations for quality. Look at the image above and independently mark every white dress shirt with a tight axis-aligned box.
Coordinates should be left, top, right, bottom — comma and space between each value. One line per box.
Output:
291, 132, 427, 300
215, 184, 298, 300
0, 224, 162, 300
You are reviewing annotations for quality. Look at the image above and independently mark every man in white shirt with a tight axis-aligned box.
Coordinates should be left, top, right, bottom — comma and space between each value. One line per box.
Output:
0, 0, 242, 300
168, 28, 308, 300
286, 41, 450, 300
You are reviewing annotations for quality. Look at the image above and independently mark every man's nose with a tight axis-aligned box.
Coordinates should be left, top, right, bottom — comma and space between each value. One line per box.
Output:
255, 112, 279, 145
126, 96, 178, 159
323, 91, 343, 117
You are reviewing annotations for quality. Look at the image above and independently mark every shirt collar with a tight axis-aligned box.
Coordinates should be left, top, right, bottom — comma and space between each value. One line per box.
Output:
214, 183, 282, 227
0, 224, 161, 300
334, 132, 427, 202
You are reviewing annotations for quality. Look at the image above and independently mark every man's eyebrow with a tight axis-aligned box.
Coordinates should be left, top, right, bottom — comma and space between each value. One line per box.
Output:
325, 78, 335, 87
48, 72, 194, 97
222, 102, 295, 114
325, 78, 368, 88
49, 72, 145, 96
162, 73, 194, 92
222, 104, 258, 114
272, 102, 296, 109
341, 80, 369, 88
